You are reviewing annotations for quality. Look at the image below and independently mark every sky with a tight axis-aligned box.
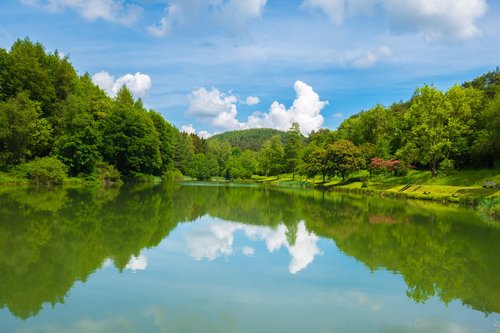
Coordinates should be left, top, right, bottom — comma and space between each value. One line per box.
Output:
0, 0, 499, 137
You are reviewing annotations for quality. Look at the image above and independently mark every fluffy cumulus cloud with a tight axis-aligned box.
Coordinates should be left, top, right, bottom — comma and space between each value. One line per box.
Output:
92, 71, 152, 98
21, 0, 142, 25
302, 0, 487, 42
247, 81, 327, 135
184, 219, 321, 274
383, 0, 488, 41
188, 87, 241, 130
187, 81, 327, 136
148, 0, 267, 37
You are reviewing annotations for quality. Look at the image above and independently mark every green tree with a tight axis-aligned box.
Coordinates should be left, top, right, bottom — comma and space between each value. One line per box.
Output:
284, 123, 303, 180
5, 39, 57, 115
149, 111, 175, 175
0, 92, 43, 168
397, 85, 452, 177
259, 135, 284, 177
174, 130, 194, 175
326, 139, 364, 181
445, 85, 482, 167
187, 153, 219, 180
303, 147, 328, 183
100, 87, 162, 176
208, 140, 232, 176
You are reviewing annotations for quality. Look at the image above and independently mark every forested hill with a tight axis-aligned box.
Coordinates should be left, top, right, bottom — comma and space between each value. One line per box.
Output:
209, 128, 287, 151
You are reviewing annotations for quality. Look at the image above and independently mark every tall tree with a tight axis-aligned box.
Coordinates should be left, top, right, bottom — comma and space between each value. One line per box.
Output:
259, 135, 284, 177
0, 92, 45, 168
284, 123, 303, 180
397, 85, 452, 177
149, 111, 175, 175
100, 86, 162, 176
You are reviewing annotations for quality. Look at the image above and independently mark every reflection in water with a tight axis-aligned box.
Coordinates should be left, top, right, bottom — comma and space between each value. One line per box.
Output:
0, 183, 499, 322
184, 219, 321, 274
125, 252, 148, 272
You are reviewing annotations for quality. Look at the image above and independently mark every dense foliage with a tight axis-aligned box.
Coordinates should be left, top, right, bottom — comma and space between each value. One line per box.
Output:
0, 39, 498, 183
209, 128, 286, 151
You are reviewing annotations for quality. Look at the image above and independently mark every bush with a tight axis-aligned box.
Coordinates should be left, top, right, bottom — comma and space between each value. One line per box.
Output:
95, 161, 122, 186
162, 168, 184, 181
15, 157, 67, 185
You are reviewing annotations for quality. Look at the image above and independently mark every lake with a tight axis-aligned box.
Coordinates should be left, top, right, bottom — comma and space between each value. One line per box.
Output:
0, 183, 499, 332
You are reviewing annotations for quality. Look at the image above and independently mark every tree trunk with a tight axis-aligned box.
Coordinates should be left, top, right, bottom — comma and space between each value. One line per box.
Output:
431, 157, 438, 177
322, 172, 325, 183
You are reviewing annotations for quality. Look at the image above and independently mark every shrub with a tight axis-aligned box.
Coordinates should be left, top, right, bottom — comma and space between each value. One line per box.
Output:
95, 161, 122, 186
15, 157, 67, 185
162, 168, 184, 181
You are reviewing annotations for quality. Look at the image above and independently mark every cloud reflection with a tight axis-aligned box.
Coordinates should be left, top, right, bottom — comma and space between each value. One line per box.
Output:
184, 219, 321, 274
125, 252, 148, 272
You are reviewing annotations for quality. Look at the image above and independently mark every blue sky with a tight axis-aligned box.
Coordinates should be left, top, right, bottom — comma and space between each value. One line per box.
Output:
0, 0, 499, 137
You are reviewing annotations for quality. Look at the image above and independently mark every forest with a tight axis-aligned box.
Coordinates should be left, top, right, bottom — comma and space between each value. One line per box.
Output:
0, 38, 499, 185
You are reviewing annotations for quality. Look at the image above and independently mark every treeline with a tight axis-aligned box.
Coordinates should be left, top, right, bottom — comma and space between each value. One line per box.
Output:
0, 38, 178, 183
189, 71, 500, 181
0, 38, 498, 184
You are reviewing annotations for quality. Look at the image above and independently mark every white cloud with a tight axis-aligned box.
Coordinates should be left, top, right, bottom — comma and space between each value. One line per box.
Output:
287, 222, 321, 274
184, 219, 321, 274
302, 0, 487, 42
125, 252, 148, 271
247, 81, 327, 135
21, 0, 142, 25
185, 221, 238, 261
181, 124, 197, 134
147, 4, 178, 37
332, 112, 343, 118
148, 0, 267, 37
383, 0, 487, 42
187, 81, 327, 136
188, 87, 243, 130
245, 96, 260, 105
198, 130, 212, 139
188, 87, 238, 117
219, 0, 267, 30
180, 124, 212, 138
92, 71, 152, 98
302, 0, 345, 24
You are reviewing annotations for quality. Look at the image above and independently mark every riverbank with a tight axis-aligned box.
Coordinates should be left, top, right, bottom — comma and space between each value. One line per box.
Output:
250, 169, 500, 218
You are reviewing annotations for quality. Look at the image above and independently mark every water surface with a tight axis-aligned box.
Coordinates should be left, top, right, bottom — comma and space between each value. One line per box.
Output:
0, 183, 499, 332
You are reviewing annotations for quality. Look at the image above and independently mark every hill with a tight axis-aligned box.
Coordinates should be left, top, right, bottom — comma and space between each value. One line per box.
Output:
209, 128, 286, 151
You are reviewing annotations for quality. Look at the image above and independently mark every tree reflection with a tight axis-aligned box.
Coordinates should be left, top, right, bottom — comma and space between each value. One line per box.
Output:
0, 183, 498, 319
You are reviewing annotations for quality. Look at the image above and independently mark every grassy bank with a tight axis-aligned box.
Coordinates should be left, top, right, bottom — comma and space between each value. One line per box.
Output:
252, 169, 500, 218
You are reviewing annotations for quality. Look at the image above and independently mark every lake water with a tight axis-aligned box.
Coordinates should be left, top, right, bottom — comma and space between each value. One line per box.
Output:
0, 183, 499, 333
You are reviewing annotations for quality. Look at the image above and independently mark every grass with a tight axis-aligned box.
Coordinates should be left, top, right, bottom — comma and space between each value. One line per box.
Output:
249, 169, 500, 218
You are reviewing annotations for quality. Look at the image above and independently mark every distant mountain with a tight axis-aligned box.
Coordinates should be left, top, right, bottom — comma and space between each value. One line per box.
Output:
209, 128, 286, 151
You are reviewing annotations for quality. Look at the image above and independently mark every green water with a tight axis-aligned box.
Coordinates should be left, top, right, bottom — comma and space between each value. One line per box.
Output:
0, 183, 499, 332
